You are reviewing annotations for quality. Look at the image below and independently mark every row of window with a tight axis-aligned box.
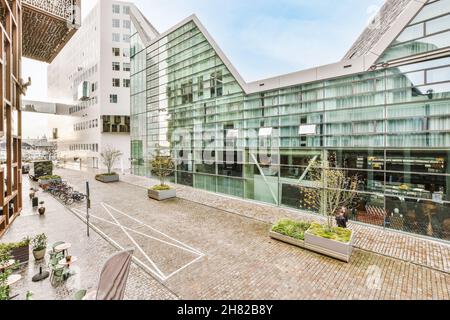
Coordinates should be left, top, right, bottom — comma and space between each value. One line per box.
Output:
74, 119, 99, 132
113, 78, 130, 88
69, 96, 98, 115
112, 19, 131, 29
113, 47, 130, 58
69, 144, 99, 153
112, 4, 130, 15
113, 33, 131, 43
112, 62, 131, 72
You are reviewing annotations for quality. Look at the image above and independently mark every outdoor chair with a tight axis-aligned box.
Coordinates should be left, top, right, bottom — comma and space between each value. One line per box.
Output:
74, 249, 134, 300
48, 242, 65, 267
49, 263, 66, 285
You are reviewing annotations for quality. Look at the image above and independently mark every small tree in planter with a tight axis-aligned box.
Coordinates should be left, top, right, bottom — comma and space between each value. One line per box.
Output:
299, 160, 359, 262
148, 151, 176, 201
31, 234, 48, 261
96, 146, 123, 183
300, 160, 359, 231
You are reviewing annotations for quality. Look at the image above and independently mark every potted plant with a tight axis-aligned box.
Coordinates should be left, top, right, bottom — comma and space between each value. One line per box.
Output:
38, 202, 46, 216
0, 238, 31, 265
148, 150, 176, 201
96, 146, 122, 183
31, 234, 48, 261
299, 160, 359, 262
270, 219, 311, 248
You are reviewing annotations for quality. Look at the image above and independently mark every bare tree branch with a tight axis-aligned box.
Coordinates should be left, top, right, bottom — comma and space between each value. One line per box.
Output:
300, 160, 359, 230
100, 146, 123, 174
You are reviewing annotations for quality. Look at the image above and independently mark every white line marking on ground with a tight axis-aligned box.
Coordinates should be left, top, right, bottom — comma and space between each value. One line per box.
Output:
102, 203, 204, 255
73, 203, 206, 282
89, 214, 203, 256
101, 203, 166, 279
165, 255, 206, 280
72, 208, 166, 281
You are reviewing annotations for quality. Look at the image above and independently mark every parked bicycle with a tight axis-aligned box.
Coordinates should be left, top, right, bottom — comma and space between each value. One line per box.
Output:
43, 180, 85, 206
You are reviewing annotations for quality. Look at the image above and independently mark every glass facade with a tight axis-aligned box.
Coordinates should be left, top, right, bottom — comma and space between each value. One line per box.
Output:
130, 5, 450, 241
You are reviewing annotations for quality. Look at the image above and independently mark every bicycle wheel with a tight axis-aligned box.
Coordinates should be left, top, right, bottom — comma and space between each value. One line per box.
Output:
65, 197, 74, 206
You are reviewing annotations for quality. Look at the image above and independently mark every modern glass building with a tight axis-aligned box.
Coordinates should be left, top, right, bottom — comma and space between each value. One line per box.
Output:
130, 0, 450, 241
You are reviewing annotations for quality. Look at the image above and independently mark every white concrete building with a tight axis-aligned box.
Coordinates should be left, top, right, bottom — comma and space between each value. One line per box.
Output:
47, 0, 152, 171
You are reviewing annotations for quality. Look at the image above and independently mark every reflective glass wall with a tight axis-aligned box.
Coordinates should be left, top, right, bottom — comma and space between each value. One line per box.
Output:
131, 20, 450, 241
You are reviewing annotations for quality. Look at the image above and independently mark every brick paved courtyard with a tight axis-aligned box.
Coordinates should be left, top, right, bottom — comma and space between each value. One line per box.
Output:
1, 168, 449, 300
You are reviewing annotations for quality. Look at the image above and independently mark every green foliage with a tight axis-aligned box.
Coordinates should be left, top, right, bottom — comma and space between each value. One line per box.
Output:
308, 223, 352, 243
31, 234, 48, 252
150, 152, 175, 187
0, 248, 13, 300
151, 185, 171, 191
0, 238, 31, 254
39, 175, 61, 181
272, 219, 311, 241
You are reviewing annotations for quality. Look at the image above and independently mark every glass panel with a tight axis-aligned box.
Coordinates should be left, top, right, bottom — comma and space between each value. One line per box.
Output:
412, 0, 450, 24
386, 150, 449, 174
385, 197, 450, 240
380, 31, 450, 62
426, 66, 450, 83
396, 23, 424, 43
426, 14, 450, 34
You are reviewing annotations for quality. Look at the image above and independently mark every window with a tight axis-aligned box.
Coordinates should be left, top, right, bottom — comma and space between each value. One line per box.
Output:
112, 78, 120, 87
112, 19, 120, 28
112, 47, 120, 56
112, 4, 120, 14
123, 20, 131, 29
123, 34, 130, 43
112, 62, 120, 71
110, 95, 118, 103
123, 79, 130, 88
123, 6, 130, 14
112, 33, 120, 42
123, 48, 130, 58
123, 63, 131, 72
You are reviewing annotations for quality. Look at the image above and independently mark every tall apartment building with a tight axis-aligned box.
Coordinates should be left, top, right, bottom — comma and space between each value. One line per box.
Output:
48, 0, 153, 170
130, 0, 450, 241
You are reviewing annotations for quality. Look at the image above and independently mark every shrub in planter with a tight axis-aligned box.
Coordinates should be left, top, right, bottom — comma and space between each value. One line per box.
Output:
270, 219, 311, 249
31, 234, 48, 261
97, 146, 122, 183
0, 238, 31, 264
148, 150, 176, 201
271, 219, 311, 241
305, 223, 354, 262
307, 223, 352, 243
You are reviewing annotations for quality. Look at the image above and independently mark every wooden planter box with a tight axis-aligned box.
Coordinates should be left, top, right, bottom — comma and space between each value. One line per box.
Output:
10, 245, 30, 265
304, 231, 354, 263
269, 231, 306, 249
96, 174, 120, 183
148, 188, 176, 201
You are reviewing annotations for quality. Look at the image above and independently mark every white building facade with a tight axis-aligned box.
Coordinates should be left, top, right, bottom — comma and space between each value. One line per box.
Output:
47, 0, 139, 171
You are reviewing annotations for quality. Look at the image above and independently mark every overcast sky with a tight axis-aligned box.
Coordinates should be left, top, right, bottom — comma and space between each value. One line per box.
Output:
22, 0, 384, 138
